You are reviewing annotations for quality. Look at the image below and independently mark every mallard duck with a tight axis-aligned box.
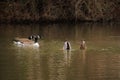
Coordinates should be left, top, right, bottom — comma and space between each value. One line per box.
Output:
80, 40, 86, 50
63, 41, 71, 50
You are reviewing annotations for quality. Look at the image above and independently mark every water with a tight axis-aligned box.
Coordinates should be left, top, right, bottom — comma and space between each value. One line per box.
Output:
0, 23, 120, 80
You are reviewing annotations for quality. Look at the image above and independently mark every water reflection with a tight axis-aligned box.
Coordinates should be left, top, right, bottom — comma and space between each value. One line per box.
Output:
86, 52, 120, 80
14, 47, 41, 80
66, 49, 87, 80
48, 52, 66, 80
0, 23, 120, 41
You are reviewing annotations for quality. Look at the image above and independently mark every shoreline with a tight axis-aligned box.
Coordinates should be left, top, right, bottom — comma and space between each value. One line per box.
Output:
0, 18, 119, 25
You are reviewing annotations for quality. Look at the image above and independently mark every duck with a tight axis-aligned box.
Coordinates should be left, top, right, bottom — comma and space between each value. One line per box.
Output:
13, 35, 40, 47
63, 41, 71, 50
80, 40, 86, 50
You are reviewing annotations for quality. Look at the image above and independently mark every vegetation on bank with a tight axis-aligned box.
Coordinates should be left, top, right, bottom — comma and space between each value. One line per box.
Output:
0, 0, 120, 23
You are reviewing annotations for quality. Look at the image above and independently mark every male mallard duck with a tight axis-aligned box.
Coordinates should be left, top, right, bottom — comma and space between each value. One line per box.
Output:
13, 35, 40, 47
63, 41, 71, 50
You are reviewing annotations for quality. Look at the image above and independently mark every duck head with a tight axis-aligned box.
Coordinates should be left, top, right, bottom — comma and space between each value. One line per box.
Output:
34, 35, 40, 43
28, 35, 34, 40
28, 35, 41, 43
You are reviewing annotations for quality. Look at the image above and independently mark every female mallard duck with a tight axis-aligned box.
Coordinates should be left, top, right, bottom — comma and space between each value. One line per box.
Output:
13, 35, 40, 47
80, 40, 86, 50
63, 41, 71, 50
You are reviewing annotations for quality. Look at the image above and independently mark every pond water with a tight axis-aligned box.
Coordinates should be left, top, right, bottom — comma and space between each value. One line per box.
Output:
0, 23, 120, 80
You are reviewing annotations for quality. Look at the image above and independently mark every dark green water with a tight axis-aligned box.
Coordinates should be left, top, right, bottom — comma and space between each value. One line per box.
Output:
0, 23, 120, 80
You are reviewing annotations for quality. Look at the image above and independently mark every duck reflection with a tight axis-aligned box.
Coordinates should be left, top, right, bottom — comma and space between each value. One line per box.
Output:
71, 49, 87, 80
81, 49, 86, 64
64, 50, 71, 67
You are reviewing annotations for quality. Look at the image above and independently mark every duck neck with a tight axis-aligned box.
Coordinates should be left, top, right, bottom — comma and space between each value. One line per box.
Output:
66, 42, 69, 49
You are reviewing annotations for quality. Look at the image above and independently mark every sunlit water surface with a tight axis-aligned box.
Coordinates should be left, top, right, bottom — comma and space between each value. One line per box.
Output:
0, 23, 120, 80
